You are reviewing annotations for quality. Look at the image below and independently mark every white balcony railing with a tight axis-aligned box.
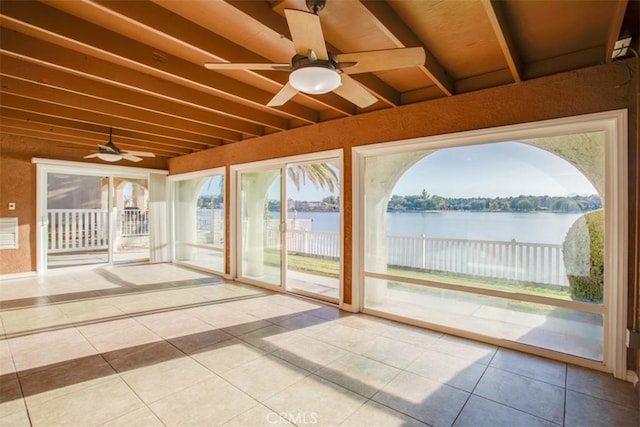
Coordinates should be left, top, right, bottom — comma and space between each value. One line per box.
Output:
47, 209, 148, 253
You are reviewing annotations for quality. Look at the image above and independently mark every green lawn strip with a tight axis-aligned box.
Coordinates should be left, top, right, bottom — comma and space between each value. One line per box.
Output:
267, 251, 571, 301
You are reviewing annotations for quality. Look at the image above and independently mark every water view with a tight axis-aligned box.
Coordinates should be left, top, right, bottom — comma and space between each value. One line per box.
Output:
286, 210, 584, 244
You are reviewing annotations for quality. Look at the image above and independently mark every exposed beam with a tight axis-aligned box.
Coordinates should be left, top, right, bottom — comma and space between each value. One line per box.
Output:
0, 76, 239, 143
0, 28, 289, 131
0, 94, 221, 150
0, 122, 181, 158
0, 108, 196, 155
0, 0, 318, 123
605, 0, 629, 62
481, 0, 521, 82
0, 56, 262, 137
357, 0, 454, 97
44, 0, 356, 117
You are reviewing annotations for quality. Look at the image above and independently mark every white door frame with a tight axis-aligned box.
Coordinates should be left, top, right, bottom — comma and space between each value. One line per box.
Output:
33, 158, 167, 274
230, 149, 344, 304
352, 110, 628, 379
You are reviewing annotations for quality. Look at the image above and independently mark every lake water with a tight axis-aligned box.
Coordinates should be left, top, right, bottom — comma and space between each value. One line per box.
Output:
287, 210, 585, 245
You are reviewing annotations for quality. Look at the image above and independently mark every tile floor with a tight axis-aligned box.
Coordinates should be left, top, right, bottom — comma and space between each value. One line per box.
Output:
0, 263, 638, 426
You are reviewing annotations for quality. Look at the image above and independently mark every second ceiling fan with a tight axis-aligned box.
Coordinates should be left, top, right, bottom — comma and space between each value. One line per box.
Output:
204, 0, 425, 109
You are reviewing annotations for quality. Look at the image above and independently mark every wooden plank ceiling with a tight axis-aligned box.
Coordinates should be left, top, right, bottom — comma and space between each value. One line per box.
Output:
0, 0, 636, 163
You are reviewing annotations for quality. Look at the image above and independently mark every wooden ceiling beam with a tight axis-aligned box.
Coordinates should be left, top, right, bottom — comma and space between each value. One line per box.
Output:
0, 28, 289, 131
0, 1, 318, 123
0, 108, 196, 155
481, 0, 521, 82
0, 75, 240, 143
605, 0, 629, 62
357, 0, 454, 97
0, 95, 221, 150
0, 55, 262, 138
43, 0, 354, 117
1, 118, 186, 156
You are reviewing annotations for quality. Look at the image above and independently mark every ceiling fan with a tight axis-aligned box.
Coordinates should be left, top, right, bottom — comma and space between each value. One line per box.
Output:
204, 0, 425, 109
84, 128, 155, 162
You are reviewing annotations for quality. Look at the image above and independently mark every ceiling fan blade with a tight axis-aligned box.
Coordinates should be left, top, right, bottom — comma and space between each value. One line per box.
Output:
204, 63, 291, 71
284, 9, 328, 60
121, 153, 143, 162
83, 153, 100, 159
333, 74, 377, 109
98, 144, 118, 153
336, 47, 426, 75
267, 82, 299, 107
123, 150, 155, 158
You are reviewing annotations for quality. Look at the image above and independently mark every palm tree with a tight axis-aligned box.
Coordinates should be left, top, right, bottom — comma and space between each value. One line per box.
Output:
287, 163, 339, 193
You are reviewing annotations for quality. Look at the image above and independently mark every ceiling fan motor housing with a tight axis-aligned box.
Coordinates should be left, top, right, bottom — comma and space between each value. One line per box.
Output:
289, 54, 340, 94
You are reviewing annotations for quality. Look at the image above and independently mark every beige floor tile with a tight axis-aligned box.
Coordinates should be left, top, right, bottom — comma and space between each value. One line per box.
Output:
454, 395, 557, 427
104, 340, 184, 373
120, 356, 217, 404
236, 324, 303, 353
565, 389, 639, 427
0, 402, 30, 427
407, 349, 486, 392
222, 404, 294, 426
567, 365, 638, 409
56, 299, 125, 325
8, 328, 97, 373
0, 279, 46, 300
355, 335, 425, 369
0, 340, 15, 375
342, 400, 428, 427
190, 337, 266, 374
101, 407, 165, 427
27, 377, 144, 427
474, 367, 565, 424
274, 312, 332, 333
491, 348, 566, 387
271, 333, 348, 372
78, 317, 161, 353
313, 324, 378, 350
1, 305, 71, 335
20, 354, 115, 406
430, 334, 497, 365
316, 353, 401, 398
134, 310, 200, 337
380, 323, 442, 348
220, 355, 309, 401
263, 375, 366, 427
372, 371, 469, 427
149, 376, 257, 426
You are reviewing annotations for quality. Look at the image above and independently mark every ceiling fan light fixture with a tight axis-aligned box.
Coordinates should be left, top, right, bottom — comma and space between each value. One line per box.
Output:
97, 152, 122, 162
289, 66, 340, 94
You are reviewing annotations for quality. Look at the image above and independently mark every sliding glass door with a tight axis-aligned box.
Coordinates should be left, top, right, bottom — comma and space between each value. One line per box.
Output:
39, 163, 158, 271
234, 153, 342, 303
238, 168, 282, 287
172, 172, 225, 274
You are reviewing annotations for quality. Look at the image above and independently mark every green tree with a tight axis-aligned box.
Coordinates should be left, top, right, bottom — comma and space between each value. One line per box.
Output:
563, 210, 604, 302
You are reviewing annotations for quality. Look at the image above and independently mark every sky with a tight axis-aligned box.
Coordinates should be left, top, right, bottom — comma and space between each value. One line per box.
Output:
392, 142, 597, 198
236, 142, 597, 201
246, 141, 598, 201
